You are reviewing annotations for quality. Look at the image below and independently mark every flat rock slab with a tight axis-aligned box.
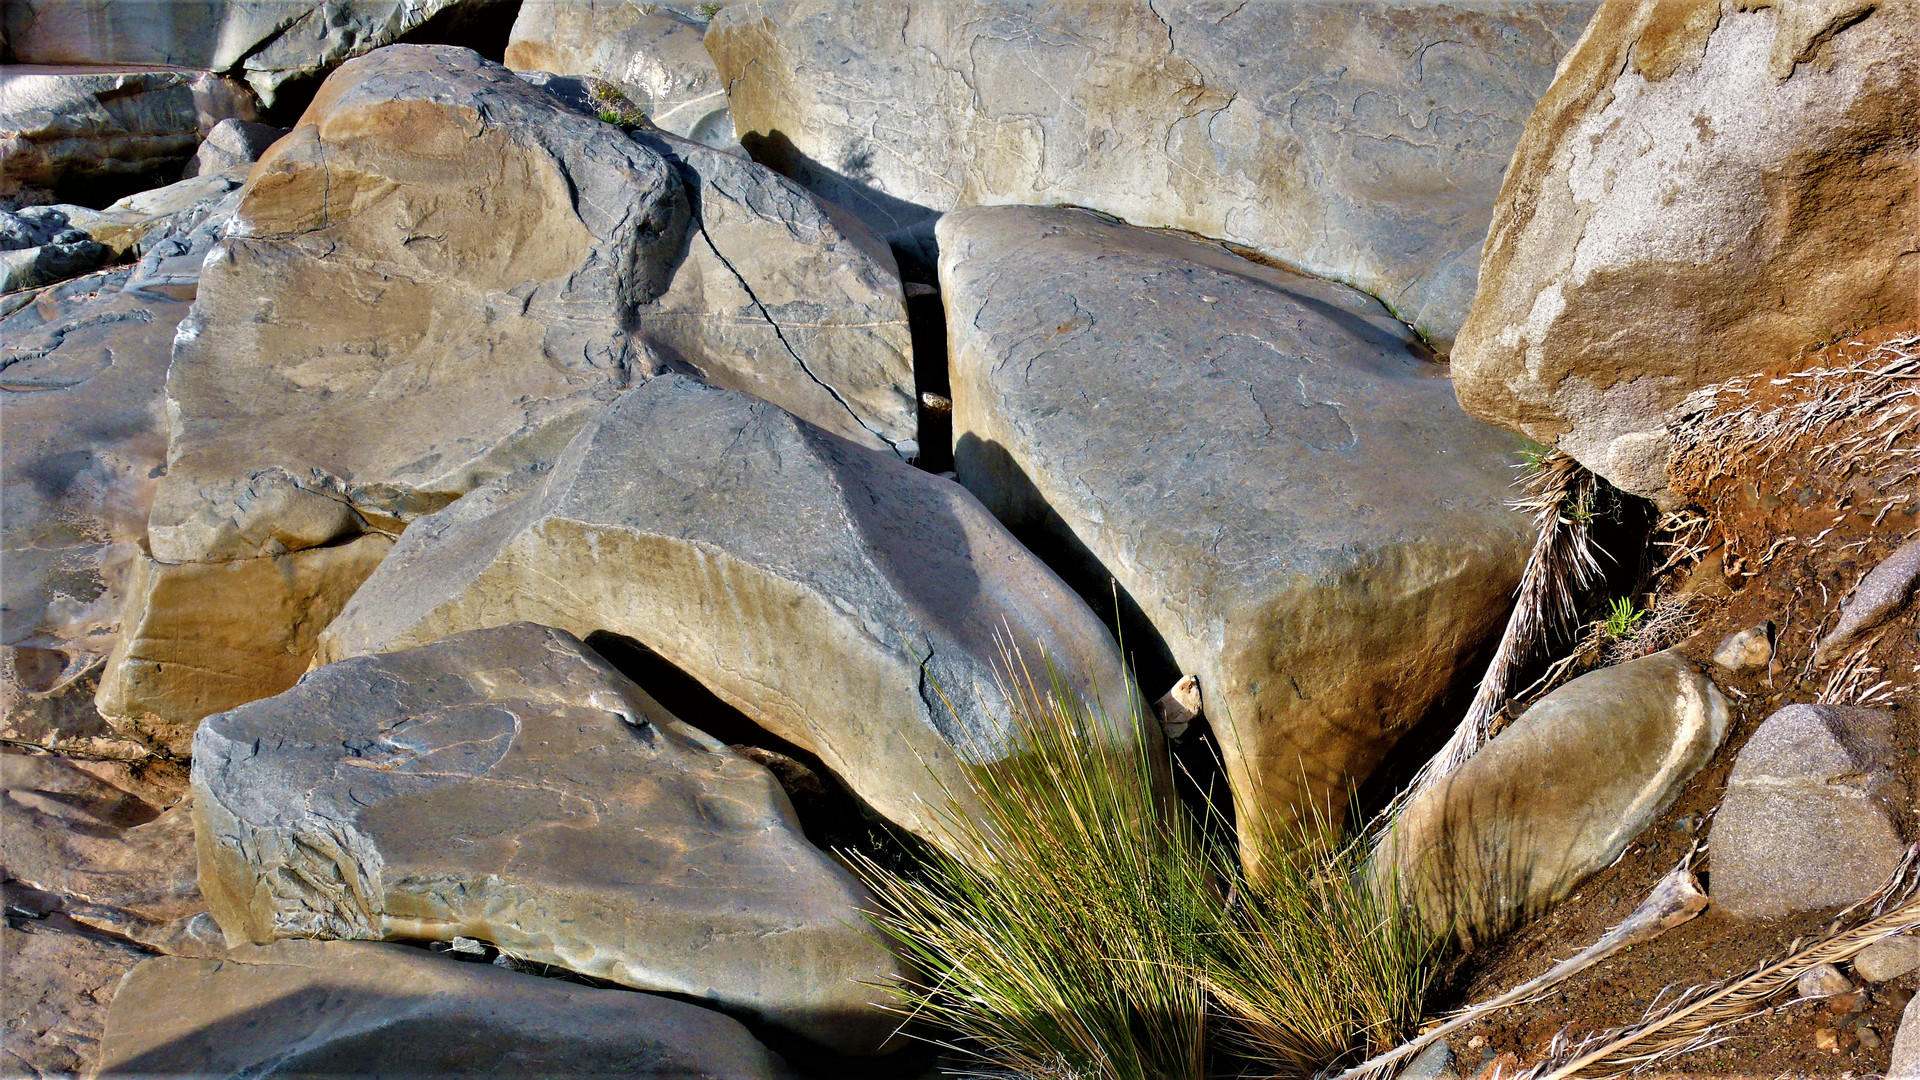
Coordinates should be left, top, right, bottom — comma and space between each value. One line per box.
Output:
1383, 650, 1731, 946
96, 939, 794, 1079
940, 205, 1530, 859
1816, 536, 1920, 665
507, 2, 736, 148
1, 922, 149, 1079
2, 751, 217, 955
708, 0, 1596, 349
1451, 2, 1918, 498
3, 0, 500, 107
0, 65, 258, 205
319, 375, 1141, 853
1711, 704, 1909, 920
193, 622, 907, 1054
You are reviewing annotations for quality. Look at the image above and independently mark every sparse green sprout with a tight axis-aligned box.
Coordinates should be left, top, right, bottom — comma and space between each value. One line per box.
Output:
1604, 597, 1645, 640
700, 1, 723, 18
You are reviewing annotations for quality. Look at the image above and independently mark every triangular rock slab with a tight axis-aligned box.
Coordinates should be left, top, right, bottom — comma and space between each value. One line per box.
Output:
317, 375, 1142, 852
192, 622, 907, 1055
939, 205, 1533, 861
96, 939, 794, 1079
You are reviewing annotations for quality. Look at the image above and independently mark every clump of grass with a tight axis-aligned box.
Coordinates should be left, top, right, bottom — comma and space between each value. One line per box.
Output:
1602, 596, 1644, 639
850, 649, 1437, 1078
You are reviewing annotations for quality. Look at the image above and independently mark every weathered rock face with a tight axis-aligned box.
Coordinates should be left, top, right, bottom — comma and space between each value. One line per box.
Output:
1, 921, 149, 1079
940, 205, 1530, 859
708, 0, 1597, 349
506, 2, 737, 148
318, 375, 1140, 850
2, 269, 183, 729
55, 166, 251, 261
1711, 704, 1909, 919
2, 0, 510, 107
1816, 536, 1920, 666
0, 65, 259, 206
1451, 1, 1920, 500
194, 623, 908, 1054
1, 751, 218, 956
95, 939, 793, 1079
104, 45, 915, 738
1383, 651, 1731, 945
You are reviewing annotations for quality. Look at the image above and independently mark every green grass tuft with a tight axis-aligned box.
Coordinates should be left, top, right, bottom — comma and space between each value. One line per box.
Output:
850, 649, 1437, 1078
1603, 596, 1645, 640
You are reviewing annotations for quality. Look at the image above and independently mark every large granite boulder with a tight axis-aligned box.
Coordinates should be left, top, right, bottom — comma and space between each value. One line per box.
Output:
1711, 704, 1910, 919
1381, 650, 1731, 945
194, 622, 908, 1054
1, 751, 217, 956
1451, 1, 1920, 500
708, 0, 1597, 350
2, 0, 513, 108
506, 2, 736, 148
317, 376, 1141, 851
1, 921, 149, 1079
940, 205, 1531, 862
96, 939, 793, 1079
0, 65, 259, 207
102, 45, 913, 740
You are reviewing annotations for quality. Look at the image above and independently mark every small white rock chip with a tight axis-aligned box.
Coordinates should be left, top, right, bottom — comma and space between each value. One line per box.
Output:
1798, 962, 1853, 999
1858, 935, 1920, 984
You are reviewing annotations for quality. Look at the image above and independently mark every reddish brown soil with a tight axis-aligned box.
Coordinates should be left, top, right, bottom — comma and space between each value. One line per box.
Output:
1434, 325, 1920, 1078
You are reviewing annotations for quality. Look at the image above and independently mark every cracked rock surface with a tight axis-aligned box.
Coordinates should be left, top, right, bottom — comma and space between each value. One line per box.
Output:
708, 0, 1596, 350
1710, 703, 1910, 920
941, 205, 1531, 867
95, 939, 795, 1079
316, 375, 1141, 852
109, 45, 914, 738
193, 622, 910, 1055
1451, 1, 1919, 500
1380, 650, 1731, 945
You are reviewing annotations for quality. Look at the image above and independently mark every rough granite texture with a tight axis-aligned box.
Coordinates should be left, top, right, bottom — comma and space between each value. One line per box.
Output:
0, 65, 259, 204
1451, 0, 1920, 499
317, 377, 1143, 853
506, 1, 736, 148
1710, 704, 1909, 920
1, 921, 149, 1079
95, 939, 795, 1079
1, 0, 506, 107
193, 623, 908, 1054
1815, 536, 1920, 665
939, 205, 1531, 866
1384, 650, 1731, 946
105, 45, 913, 737
708, 0, 1597, 350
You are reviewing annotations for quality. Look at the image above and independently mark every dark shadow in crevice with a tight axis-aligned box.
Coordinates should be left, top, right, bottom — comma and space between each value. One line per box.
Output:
905, 283, 951, 474
738, 129, 938, 243
395, 0, 521, 61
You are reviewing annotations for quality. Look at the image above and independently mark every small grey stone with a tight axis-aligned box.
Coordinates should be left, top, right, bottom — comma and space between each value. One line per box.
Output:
1403, 1040, 1460, 1080
1798, 962, 1854, 999
1712, 621, 1775, 674
1710, 704, 1908, 919
188, 117, 287, 177
1857, 935, 1920, 984
1816, 536, 1920, 665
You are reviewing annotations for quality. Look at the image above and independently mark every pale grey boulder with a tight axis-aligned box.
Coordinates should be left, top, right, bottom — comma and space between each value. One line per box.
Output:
940, 205, 1531, 866
105, 45, 913, 738
0, 65, 259, 206
187, 116, 286, 177
316, 375, 1142, 852
96, 939, 794, 1079
1711, 704, 1909, 919
709, 0, 1596, 350
1858, 935, 1920, 984
3, 0, 513, 107
506, 1, 737, 149
1815, 536, 1920, 666
1381, 651, 1731, 945
1896, 993, 1920, 1080
193, 622, 909, 1054
1451, 1, 1919, 500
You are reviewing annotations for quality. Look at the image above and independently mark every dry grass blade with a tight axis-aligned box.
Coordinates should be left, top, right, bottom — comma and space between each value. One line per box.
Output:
1330, 848, 1708, 1080
1397, 452, 1601, 804
1519, 845, 1920, 1079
